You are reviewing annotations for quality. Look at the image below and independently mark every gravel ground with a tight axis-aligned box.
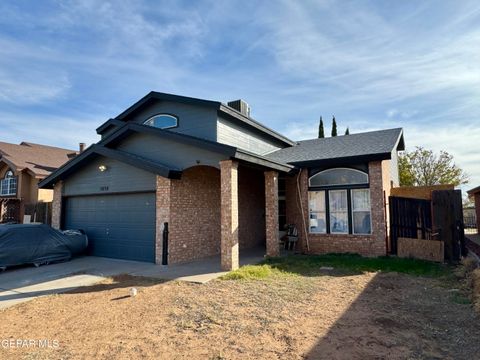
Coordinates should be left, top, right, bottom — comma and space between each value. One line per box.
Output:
0, 270, 479, 359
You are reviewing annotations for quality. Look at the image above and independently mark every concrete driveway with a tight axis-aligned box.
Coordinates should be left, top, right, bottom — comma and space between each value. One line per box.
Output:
0, 249, 264, 310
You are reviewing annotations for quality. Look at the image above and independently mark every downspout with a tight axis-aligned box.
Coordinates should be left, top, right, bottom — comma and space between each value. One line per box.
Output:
296, 169, 310, 252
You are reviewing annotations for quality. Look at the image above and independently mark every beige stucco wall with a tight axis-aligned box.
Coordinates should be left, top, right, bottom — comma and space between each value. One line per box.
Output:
0, 162, 52, 203
37, 188, 54, 202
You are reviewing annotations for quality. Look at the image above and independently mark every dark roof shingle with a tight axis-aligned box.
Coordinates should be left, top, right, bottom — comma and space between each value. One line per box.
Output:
266, 128, 404, 165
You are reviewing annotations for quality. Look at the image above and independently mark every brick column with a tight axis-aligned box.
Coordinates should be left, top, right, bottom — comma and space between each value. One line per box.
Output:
265, 171, 279, 257
156, 175, 171, 265
220, 160, 239, 271
368, 161, 388, 256
51, 181, 63, 230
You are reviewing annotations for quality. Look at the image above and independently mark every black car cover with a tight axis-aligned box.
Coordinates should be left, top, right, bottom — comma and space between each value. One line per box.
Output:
0, 224, 87, 268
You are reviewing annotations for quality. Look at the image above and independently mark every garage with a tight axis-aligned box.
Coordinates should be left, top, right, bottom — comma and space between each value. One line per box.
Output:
64, 192, 156, 262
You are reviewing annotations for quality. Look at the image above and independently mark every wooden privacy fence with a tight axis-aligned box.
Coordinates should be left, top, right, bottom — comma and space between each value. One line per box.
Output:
389, 189, 465, 263
389, 197, 433, 255
24, 202, 52, 225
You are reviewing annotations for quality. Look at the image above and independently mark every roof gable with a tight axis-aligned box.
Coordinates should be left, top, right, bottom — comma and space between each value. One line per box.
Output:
95, 91, 295, 147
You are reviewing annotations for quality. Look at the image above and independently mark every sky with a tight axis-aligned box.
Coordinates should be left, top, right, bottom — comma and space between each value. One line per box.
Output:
0, 0, 479, 188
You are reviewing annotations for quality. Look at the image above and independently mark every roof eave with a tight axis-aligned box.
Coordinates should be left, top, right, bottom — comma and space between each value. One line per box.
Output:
102, 122, 238, 157
39, 144, 182, 189
114, 91, 221, 122
394, 129, 405, 151
467, 185, 480, 195
0, 157, 20, 173
234, 149, 295, 173
289, 153, 392, 168
96, 118, 125, 134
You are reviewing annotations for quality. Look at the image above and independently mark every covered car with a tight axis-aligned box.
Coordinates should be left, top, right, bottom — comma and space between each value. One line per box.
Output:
0, 224, 88, 269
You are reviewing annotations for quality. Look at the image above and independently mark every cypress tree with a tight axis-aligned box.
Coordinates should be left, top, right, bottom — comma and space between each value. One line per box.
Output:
331, 116, 337, 137
318, 116, 325, 138
345, 127, 350, 135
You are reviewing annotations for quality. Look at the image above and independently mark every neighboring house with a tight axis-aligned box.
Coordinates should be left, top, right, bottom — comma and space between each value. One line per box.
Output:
467, 186, 480, 233
39, 92, 404, 270
0, 142, 77, 223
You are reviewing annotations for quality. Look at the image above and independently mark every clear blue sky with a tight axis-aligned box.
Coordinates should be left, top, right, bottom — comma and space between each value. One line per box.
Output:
0, 1, 479, 188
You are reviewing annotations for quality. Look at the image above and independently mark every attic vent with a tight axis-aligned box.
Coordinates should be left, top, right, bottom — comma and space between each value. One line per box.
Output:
227, 99, 250, 117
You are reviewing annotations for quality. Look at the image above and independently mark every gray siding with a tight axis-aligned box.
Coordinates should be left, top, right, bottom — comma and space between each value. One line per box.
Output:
130, 101, 218, 141
116, 133, 228, 170
63, 156, 156, 196
217, 116, 282, 155
390, 151, 400, 186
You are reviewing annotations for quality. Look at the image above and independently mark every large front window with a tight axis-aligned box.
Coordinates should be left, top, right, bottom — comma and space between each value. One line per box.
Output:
308, 168, 371, 235
0, 170, 17, 196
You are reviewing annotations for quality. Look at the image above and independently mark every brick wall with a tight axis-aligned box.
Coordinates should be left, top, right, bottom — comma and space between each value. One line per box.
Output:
167, 166, 221, 264
220, 160, 239, 270
265, 171, 279, 256
51, 181, 63, 230
155, 176, 171, 264
285, 162, 387, 257
382, 160, 392, 252
155, 163, 266, 266
238, 165, 265, 249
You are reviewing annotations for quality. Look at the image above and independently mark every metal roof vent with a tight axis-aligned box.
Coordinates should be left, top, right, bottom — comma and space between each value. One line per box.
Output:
227, 99, 250, 117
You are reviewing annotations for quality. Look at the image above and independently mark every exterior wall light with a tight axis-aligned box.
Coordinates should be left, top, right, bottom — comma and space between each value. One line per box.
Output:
98, 165, 108, 172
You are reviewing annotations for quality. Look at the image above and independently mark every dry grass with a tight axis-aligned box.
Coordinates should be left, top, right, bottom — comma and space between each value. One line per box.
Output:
473, 268, 480, 312
0, 259, 479, 359
455, 256, 478, 278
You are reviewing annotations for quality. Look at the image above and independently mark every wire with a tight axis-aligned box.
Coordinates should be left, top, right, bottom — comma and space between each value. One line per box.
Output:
296, 169, 310, 252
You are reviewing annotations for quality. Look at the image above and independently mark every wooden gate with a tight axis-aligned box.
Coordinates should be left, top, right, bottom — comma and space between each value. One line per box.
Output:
431, 190, 466, 262
389, 190, 465, 262
389, 196, 432, 255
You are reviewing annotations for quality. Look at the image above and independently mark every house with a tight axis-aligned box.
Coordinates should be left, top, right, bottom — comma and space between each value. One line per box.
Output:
467, 186, 480, 233
39, 91, 405, 270
0, 141, 77, 223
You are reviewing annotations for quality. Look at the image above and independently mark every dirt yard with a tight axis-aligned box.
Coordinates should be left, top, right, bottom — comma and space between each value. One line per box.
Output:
1, 264, 479, 359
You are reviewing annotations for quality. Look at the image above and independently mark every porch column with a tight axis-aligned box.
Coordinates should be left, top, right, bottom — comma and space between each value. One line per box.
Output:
265, 171, 280, 257
51, 181, 63, 230
220, 160, 239, 271
155, 175, 171, 265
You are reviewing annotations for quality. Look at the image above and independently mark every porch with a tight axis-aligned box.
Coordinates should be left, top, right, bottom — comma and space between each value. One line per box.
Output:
156, 160, 283, 271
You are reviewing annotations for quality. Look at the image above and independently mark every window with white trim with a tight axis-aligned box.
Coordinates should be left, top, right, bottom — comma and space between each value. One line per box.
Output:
143, 114, 178, 129
309, 191, 326, 233
0, 170, 17, 196
308, 168, 371, 235
352, 189, 372, 234
329, 189, 349, 234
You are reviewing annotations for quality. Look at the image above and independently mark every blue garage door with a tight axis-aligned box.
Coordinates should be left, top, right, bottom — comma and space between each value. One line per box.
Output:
64, 193, 156, 262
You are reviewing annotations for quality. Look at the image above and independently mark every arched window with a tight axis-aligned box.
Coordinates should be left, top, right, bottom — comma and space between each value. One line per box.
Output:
0, 169, 17, 196
309, 168, 368, 187
143, 114, 178, 129
308, 168, 371, 235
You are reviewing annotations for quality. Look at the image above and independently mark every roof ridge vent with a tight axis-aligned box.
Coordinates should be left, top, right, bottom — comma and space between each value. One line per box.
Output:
227, 99, 250, 117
